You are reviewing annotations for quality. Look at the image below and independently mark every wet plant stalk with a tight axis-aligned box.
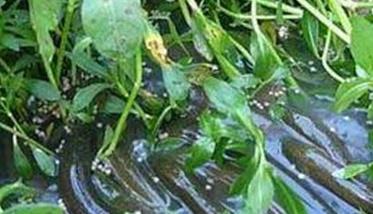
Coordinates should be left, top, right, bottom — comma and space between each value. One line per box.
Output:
102, 49, 143, 158
0, 122, 54, 156
296, 0, 351, 43
56, 0, 78, 79
322, 29, 345, 83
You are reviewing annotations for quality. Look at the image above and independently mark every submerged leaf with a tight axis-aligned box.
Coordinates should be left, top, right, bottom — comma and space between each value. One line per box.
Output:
333, 163, 372, 179
82, 0, 146, 59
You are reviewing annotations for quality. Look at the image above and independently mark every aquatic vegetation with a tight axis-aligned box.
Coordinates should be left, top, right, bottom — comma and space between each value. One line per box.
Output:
0, 0, 373, 213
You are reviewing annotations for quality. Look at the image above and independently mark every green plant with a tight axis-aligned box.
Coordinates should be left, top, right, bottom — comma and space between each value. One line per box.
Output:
1, 0, 373, 213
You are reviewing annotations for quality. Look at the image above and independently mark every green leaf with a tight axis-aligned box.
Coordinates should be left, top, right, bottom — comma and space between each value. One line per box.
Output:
81, 0, 146, 59
162, 64, 191, 102
3, 203, 63, 214
203, 77, 248, 115
334, 78, 373, 112
351, 17, 373, 76
0, 180, 35, 203
185, 136, 215, 172
13, 138, 33, 179
273, 177, 306, 214
73, 83, 111, 112
102, 95, 126, 114
332, 163, 372, 179
230, 152, 260, 195
26, 79, 61, 101
301, 12, 319, 57
28, 0, 61, 62
98, 125, 114, 156
251, 33, 282, 81
245, 163, 274, 214
31, 147, 56, 177
68, 37, 109, 79
191, 12, 241, 78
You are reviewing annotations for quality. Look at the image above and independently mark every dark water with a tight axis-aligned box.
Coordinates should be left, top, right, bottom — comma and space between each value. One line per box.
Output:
51, 89, 373, 214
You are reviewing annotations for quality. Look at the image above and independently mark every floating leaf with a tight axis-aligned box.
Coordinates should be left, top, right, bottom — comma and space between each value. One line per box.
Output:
273, 177, 306, 214
186, 136, 215, 172
31, 147, 56, 177
3, 203, 63, 214
334, 78, 373, 112
81, 0, 146, 59
73, 83, 111, 112
333, 163, 372, 179
351, 17, 373, 76
162, 64, 191, 102
26, 79, 61, 101
13, 137, 33, 179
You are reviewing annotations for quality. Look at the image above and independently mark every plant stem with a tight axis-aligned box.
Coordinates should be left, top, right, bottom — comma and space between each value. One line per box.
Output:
42, 56, 59, 90
102, 49, 143, 158
0, 57, 11, 73
115, 82, 150, 128
322, 29, 345, 83
296, 0, 350, 44
218, 5, 303, 20
339, 0, 373, 9
56, 0, 78, 79
257, 0, 304, 15
0, 101, 26, 135
328, 0, 352, 35
178, 0, 192, 26
151, 105, 172, 141
0, 122, 54, 156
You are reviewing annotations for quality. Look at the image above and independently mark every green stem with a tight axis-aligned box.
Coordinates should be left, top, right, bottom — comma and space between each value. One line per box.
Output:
296, 0, 350, 44
218, 5, 303, 20
0, 57, 11, 73
102, 49, 143, 158
328, 0, 352, 35
0, 101, 26, 135
115, 82, 150, 128
178, 0, 192, 26
0, 122, 54, 156
257, 0, 304, 15
322, 29, 345, 83
340, 0, 373, 9
151, 105, 173, 140
42, 56, 59, 90
56, 0, 78, 79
